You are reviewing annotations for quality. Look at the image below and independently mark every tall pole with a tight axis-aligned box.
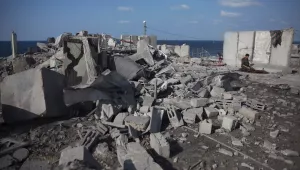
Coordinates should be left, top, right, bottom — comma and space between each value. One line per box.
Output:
143, 21, 147, 36
11, 31, 17, 59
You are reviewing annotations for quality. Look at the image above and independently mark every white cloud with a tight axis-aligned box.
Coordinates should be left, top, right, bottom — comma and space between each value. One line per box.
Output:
220, 10, 241, 17
118, 20, 130, 24
117, 6, 133, 11
213, 19, 223, 25
189, 21, 199, 24
171, 4, 190, 10
219, 0, 261, 7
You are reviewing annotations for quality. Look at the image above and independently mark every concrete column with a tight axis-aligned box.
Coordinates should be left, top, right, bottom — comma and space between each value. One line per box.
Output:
11, 31, 17, 58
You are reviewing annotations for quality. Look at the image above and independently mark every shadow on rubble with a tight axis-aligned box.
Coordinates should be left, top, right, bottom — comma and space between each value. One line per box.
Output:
169, 139, 183, 158
147, 148, 177, 170
64, 43, 84, 86
123, 160, 137, 170
0, 102, 95, 138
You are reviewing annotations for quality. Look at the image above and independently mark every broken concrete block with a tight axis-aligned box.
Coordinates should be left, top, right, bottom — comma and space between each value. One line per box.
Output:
100, 103, 122, 121
113, 112, 129, 126
149, 107, 164, 133
1, 68, 67, 123
150, 133, 170, 158
79, 130, 100, 151
180, 75, 192, 85
96, 121, 108, 135
281, 149, 299, 157
210, 86, 225, 98
59, 146, 101, 169
140, 106, 150, 113
182, 109, 197, 124
218, 148, 233, 156
199, 119, 212, 134
184, 107, 204, 121
167, 107, 184, 128
124, 115, 150, 131
191, 81, 202, 92
94, 142, 109, 157
270, 130, 280, 138
222, 116, 238, 131
204, 107, 219, 118
190, 98, 208, 108
0, 155, 14, 169
199, 89, 209, 98
123, 142, 163, 170
223, 93, 233, 100
245, 99, 265, 111
239, 107, 258, 120
143, 96, 155, 107
13, 148, 29, 162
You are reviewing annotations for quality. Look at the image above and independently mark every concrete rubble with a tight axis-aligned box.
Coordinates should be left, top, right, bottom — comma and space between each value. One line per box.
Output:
0, 30, 300, 170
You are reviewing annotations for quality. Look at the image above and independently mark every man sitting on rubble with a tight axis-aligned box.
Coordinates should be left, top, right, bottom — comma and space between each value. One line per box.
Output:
240, 54, 268, 74
241, 54, 254, 72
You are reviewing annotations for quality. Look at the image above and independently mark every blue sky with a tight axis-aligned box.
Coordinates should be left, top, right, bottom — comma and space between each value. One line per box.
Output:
0, 0, 299, 41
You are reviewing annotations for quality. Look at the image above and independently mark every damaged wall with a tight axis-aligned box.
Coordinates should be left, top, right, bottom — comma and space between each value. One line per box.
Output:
270, 29, 294, 67
223, 28, 294, 70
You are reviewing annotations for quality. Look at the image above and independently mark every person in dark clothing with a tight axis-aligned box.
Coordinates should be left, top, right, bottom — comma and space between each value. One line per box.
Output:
217, 52, 223, 63
241, 54, 254, 72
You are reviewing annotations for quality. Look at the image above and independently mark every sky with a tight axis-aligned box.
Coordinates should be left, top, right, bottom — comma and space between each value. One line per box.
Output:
0, 0, 300, 41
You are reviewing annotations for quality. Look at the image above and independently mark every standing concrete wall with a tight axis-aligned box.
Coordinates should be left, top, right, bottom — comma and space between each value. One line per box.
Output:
223, 32, 238, 67
181, 44, 190, 57
237, 31, 255, 67
270, 28, 294, 67
253, 31, 271, 64
223, 28, 294, 70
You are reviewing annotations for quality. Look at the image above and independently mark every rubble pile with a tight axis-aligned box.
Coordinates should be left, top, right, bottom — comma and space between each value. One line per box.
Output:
0, 31, 300, 170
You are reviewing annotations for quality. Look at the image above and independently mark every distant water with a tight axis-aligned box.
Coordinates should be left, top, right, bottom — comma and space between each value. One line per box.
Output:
0, 40, 299, 58
0, 40, 224, 58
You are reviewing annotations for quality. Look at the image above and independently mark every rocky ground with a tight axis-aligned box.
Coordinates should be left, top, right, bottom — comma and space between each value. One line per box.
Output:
0, 71, 299, 170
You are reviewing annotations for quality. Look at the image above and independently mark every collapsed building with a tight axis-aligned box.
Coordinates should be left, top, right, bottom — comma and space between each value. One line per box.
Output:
0, 29, 299, 170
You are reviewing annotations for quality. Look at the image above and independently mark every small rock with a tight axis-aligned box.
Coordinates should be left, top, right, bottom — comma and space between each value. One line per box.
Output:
216, 144, 220, 148
173, 157, 178, 163
95, 143, 109, 157
212, 164, 218, 169
281, 149, 299, 157
77, 123, 83, 128
234, 152, 238, 156
241, 162, 254, 170
13, 148, 29, 162
270, 130, 280, 138
232, 138, 243, 147
181, 133, 188, 138
202, 146, 209, 150
218, 148, 233, 156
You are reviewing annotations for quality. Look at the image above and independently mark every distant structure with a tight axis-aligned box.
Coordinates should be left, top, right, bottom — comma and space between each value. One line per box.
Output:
143, 21, 147, 35
11, 31, 17, 58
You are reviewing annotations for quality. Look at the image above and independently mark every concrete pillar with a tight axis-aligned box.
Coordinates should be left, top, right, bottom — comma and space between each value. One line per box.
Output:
11, 31, 17, 59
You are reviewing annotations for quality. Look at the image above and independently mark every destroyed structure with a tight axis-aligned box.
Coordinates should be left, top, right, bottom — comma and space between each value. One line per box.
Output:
0, 29, 300, 170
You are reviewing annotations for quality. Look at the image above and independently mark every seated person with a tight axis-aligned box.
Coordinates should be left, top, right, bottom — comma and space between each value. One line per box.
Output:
241, 54, 254, 72
217, 52, 223, 63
